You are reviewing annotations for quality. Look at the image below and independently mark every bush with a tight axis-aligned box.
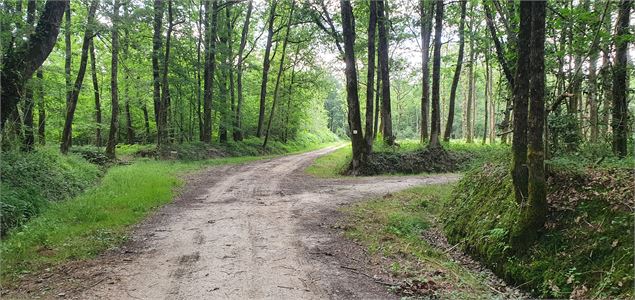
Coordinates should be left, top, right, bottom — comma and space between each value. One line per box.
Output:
0, 149, 101, 235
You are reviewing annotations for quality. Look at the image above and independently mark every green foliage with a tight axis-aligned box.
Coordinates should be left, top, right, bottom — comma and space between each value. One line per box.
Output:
442, 159, 634, 298
548, 113, 582, 154
0, 149, 101, 235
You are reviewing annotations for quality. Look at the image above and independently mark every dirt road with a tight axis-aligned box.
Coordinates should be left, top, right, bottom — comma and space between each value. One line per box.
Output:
74, 146, 457, 299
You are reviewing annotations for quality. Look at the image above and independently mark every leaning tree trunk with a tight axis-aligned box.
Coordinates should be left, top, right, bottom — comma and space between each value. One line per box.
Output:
377, 0, 394, 145
611, 0, 631, 158
443, 0, 466, 142
263, 0, 296, 149
420, 1, 434, 143
429, 0, 444, 148
340, 0, 367, 171
1, 0, 67, 130
105, 0, 121, 159
60, 0, 98, 154
257, 1, 277, 137
234, 0, 253, 141
89, 40, 102, 147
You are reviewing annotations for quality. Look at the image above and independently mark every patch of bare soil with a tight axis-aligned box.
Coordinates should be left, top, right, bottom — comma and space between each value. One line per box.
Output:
1, 147, 507, 299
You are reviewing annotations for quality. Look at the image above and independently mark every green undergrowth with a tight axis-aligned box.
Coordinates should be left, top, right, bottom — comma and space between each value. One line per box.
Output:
0, 149, 102, 235
442, 156, 634, 298
342, 183, 501, 299
0, 155, 264, 283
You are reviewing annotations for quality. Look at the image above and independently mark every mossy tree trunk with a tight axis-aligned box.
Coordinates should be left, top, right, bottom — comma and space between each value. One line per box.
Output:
611, 0, 631, 158
510, 1, 547, 252
511, 1, 531, 206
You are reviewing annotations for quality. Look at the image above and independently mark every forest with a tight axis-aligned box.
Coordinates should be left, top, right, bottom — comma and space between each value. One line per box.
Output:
0, 0, 633, 299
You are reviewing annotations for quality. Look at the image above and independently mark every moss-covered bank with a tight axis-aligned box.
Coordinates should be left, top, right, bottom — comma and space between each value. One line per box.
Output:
441, 159, 634, 298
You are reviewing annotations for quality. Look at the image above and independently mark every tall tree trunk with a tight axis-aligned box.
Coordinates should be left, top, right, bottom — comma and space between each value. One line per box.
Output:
105, 0, 121, 159
152, 0, 164, 136
263, 0, 296, 149
374, 57, 381, 140
511, 1, 531, 205
601, 14, 612, 137
511, 0, 547, 251
202, 0, 219, 143
429, 0, 443, 148
37, 69, 46, 145
483, 44, 490, 145
64, 2, 72, 108
588, 52, 599, 143
443, 0, 466, 142
0, 0, 68, 129
159, 0, 175, 145
420, 0, 434, 143
340, 0, 367, 171
466, 14, 475, 143
612, 0, 631, 158
197, 0, 203, 141
23, 83, 35, 151
234, 0, 253, 141
142, 104, 151, 143
22, 0, 38, 151
225, 4, 236, 142
377, 0, 393, 145
89, 40, 102, 147
365, 0, 377, 151
283, 45, 300, 143
219, 2, 234, 144
60, 1, 98, 154
123, 4, 134, 145
257, 1, 277, 137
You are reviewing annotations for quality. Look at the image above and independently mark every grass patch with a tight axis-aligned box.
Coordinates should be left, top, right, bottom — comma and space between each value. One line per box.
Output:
0, 154, 266, 283
442, 159, 634, 299
305, 145, 350, 177
342, 183, 500, 299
